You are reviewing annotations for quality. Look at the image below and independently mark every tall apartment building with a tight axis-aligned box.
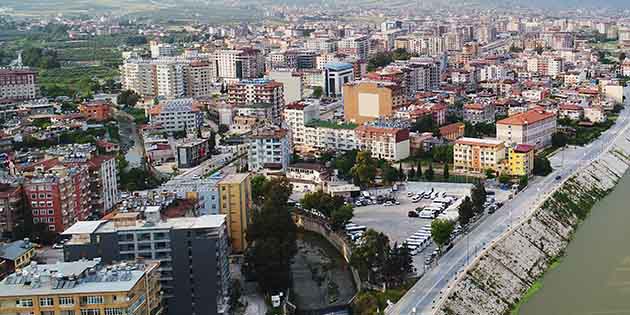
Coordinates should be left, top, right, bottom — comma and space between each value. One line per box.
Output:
227, 79, 285, 121
247, 127, 292, 172
303, 120, 358, 153
323, 63, 355, 97
0, 259, 162, 315
496, 109, 557, 150
339, 36, 369, 60
63, 213, 231, 315
63, 155, 119, 215
120, 59, 158, 98
355, 125, 410, 161
213, 49, 264, 81
0, 183, 24, 238
151, 40, 176, 58
217, 173, 252, 253
463, 103, 496, 124
158, 174, 225, 215
0, 69, 39, 101
453, 137, 506, 174
284, 101, 320, 146
508, 144, 535, 176
187, 61, 215, 98
148, 98, 204, 133
343, 81, 405, 124
24, 165, 91, 233
156, 62, 188, 98
266, 70, 303, 104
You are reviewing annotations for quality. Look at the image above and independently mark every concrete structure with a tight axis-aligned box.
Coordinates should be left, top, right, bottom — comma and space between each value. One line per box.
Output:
151, 40, 176, 58
338, 36, 369, 60
213, 49, 264, 81
439, 122, 465, 141
508, 144, 535, 176
303, 120, 358, 153
267, 70, 303, 104
343, 81, 405, 124
120, 59, 157, 98
79, 100, 112, 122
0, 183, 24, 238
0, 259, 162, 315
176, 138, 211, 169
156, 62, 188, 98
0, 239, 34, 279
158, 175, 224, 216
284, 101, 320, 146
453, 137, 506, 174
286, 163, 330, 193
463, 103, 495, 125
63, 214, 230, 315
247, 127, 292, 172
355, 125, 410, 161
496, 109, 557, 150
584, 106, 607, 123
323, 63, 354, 98
0, 69, 39, 101
148, 98, 204, 134
217, 173, 252, 254
227, 79, 284, 121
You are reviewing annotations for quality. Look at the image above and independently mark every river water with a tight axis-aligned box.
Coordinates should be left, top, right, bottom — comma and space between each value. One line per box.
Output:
520, 172, 630, 315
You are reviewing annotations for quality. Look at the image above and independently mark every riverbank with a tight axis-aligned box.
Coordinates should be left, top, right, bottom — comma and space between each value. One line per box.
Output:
434, 125, 630, 315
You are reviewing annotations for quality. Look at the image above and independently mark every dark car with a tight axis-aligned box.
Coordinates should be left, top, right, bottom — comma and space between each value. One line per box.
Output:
555, 175, 562, 180
408, 211, 419, 218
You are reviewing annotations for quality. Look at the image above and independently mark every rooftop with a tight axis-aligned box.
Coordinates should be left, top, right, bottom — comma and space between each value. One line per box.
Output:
0, 240, 33, 261
0, 260, 158, 297
64, 215, 227, 235
455, 137, 504, 147
218, 173, 250, 184
497, 109, 556, 126
305, 119, 357, 130
324, 62, 353, 71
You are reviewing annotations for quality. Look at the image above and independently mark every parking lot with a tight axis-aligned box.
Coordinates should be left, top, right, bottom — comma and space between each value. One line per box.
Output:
351, 182, 475, 272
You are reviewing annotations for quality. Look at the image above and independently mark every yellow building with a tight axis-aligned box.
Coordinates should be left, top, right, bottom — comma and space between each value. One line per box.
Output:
453, 137, 506, 174
0, 259, 162, 315
0, 239, 35, 272
508, 144, 535, 176
218, 173, 253, 253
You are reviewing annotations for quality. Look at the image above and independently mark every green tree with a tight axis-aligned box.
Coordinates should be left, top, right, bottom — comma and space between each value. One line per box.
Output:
458, 196, 474, 226
331, 204, 354, 230
551, 132, 569, 148
383, 244, 413, 287
117, 90, 140, 107
300, 190, 344, 217
350, 229, 390, 284
382, 163, 399, 185
251, 175, 269, 205
351, 151, 377, 187
471, 182, 487, 214
332, 150, 358, 180
425, 162, 435, 181
518, 175, 529, 190
431, 145, 453, 164
398, 163, 406, 181
485, 168, 496, 179
431, 219, 455, 251
533, 156, 553, 176
416, 160, 423, 179
443, 163, 449, 180
412, 115, 434, 133
621, 52, 627, 62
407, 167, 416, 180
498, 173, 511, 185
245, 177, 296, 294
311, 86, 323, 98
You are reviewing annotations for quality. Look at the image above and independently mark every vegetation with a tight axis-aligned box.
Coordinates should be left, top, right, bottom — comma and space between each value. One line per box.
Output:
351, 151, 378, 187
464, 122, 496, 138
350, 229, 412, 287
352, 283, 414, 315
124, 107, 148, 124
117, 90, 141, 107
471, 182, 487, 214
367, 48, 417, 71
458, 196, 474, 226
431, 219, 455, 250
245, 177, 297, 294
533, 156, 553, 176
251, 175, 269, 205
300, 190, 354, 230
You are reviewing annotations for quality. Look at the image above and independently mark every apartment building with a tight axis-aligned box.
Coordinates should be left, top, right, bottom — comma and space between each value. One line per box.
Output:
0, 239, 35, 279
266, 70, 303, 104
463, 102, 496, 125
338, 36, 369, 60
355, 125, 410, 161
120, 59, 157, 98
453, 137, 506, 174
63, 213, 231, 315
303, 120, 358, 153
0, 183, 24, 238
508, 144, 535, 176
176, 137, 211, 169
227, 79, 285, 121
438, 122, 465, 141
187, 60, 215, 98
62, 155, 118, 215
217, 173, 252, 253
496, 109, 557, 150
213, 49, 264, 81
148, 98, 204, 133
158, 173, 225, 215
323, 63, 354, 97
24, 165, 91, 233
0, 69, 39, 101
286, 163, 330, 193
284, 101, 320, 146
79, 100, 112, 122
343, 80, 405, 124
156, 62, 188, 98
247, 127, 292, 172
0, 259, 162, 315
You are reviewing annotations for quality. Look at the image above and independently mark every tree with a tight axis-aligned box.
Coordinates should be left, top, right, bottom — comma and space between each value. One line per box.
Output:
351, 151, 377, 187
350, 229, 390, 284
407, 167, 416, 180
398, 163, 406, 181
431, 145, 453, 164
621, 52, 627, 62
443, 163, 450, 180
383, 244, 413, 287
312, 86, 323, 98
485, 168, 496, 179
471, 182, 487, 214
117, 90, 140, 107
417, 160, 423, 179
458, 196, 474, 226
251, 175, 269, 205
533, 156, 553, 176
425, 162, 435, 181
551, 132, 569, 148
498, 173, 511, 185
300, 190, 344, 217
330, 204, 354, 230
332, 150, 358, 180
245, 177, 296, 294
382, 163, 399, 185
518, 175, 529, 190
411, 115, 434, 133
431, 219, 455, 251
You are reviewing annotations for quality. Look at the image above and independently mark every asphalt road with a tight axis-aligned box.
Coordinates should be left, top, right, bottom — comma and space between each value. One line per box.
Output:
389, 104, 630, 315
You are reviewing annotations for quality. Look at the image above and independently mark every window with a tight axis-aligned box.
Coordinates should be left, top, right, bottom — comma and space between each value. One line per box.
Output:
17, 299, 33, 307
80, 309, 100, 315
32, 210, 39, 215
81, 296, 104, 305
61, 311, 76, 315
41, 311, 55, 315
48, 225, 56, 231
48, 217, 55, 223
104, 308, 126, 315
40, 297, 54, 306
59, 296, 74, 306
48, 209, 54, 215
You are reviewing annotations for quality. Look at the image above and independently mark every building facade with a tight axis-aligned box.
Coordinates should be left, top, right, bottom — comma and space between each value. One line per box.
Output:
343, 81, 405, 124
508, 144, 535, 176
496, 109, 557, 150
217, 174, 252, 253
453, 137, 506, 174
227, 79, 285, 121
148, 98, 204, 134
0, 69, 39, 101
247, 127, 292, 172
355, 125, 410, 161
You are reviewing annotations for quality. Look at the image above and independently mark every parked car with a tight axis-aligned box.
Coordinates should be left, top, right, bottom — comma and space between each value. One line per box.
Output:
52, 243, 64, 249
408, 211, 419, 218
384, 201, 393, 206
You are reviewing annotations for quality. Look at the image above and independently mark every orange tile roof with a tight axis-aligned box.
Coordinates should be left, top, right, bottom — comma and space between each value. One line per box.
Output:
497, 109, 555, 126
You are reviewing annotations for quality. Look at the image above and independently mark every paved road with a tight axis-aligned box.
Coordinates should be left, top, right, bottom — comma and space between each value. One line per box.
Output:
174, 152, 234, 179
389, 104, 630, 315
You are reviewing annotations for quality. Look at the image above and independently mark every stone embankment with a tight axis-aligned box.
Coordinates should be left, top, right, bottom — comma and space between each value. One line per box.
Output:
435, 136, 630, 315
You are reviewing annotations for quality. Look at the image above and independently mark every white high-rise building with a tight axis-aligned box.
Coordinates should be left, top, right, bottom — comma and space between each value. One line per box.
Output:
214, 48, 264, 81
339, 36, 369, 60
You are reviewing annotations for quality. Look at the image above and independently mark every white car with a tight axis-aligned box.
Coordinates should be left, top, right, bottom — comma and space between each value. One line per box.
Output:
395, 201, 401, 205
52, 243, 64, 249
384, 201, 393, 206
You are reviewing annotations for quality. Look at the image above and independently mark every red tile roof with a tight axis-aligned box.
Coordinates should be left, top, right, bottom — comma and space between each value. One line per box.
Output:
497, 109, 555, 126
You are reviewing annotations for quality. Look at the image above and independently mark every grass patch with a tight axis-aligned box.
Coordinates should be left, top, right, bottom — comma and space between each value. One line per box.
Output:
511, 280, 543, 315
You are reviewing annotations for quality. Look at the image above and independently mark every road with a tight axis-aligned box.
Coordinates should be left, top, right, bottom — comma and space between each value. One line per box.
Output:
174, 152, 233, 179
389, 104, 630, 315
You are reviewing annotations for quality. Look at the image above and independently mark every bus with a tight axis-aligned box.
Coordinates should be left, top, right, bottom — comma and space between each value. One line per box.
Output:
345, 225, 367, 234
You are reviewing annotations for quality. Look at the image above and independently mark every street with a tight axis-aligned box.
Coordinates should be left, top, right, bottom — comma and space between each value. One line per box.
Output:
389, 103, 630, 315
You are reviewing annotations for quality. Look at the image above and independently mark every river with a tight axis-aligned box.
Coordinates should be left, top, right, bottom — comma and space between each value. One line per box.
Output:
519, 171, 630, 315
